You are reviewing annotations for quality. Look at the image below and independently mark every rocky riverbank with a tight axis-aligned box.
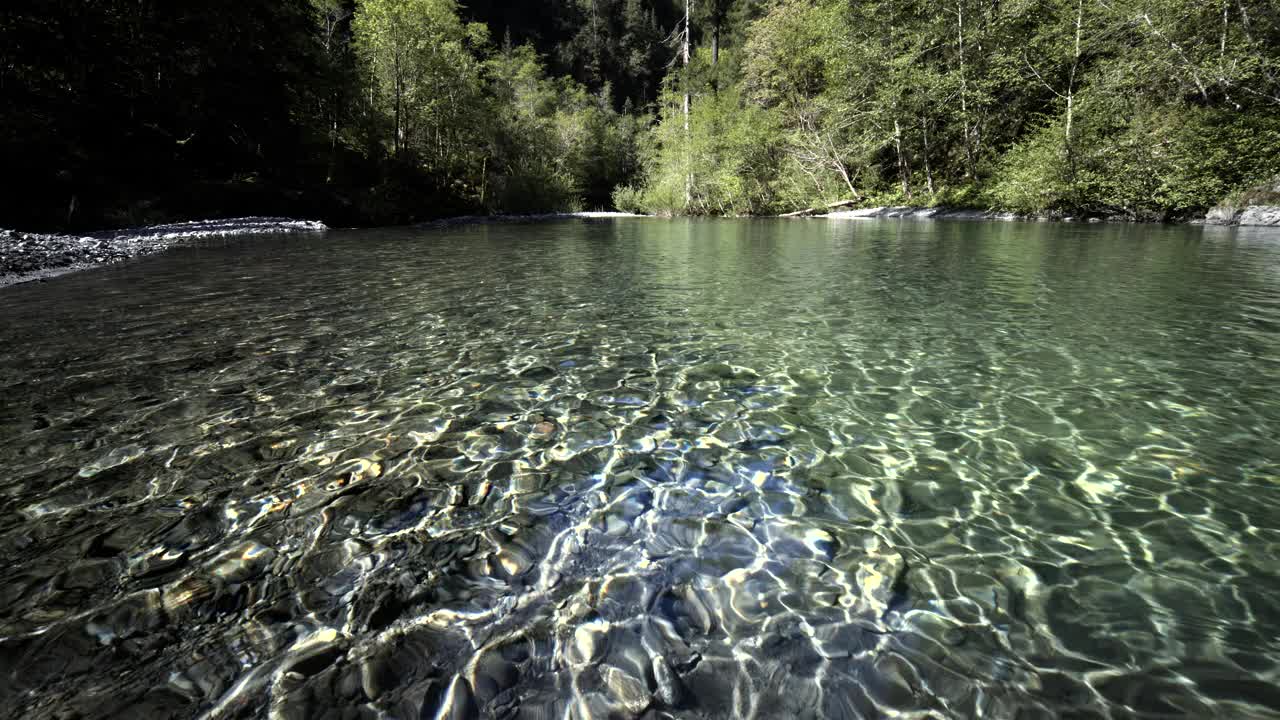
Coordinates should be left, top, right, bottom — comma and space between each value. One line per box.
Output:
416, 211, 646, 228
0, 217, 327, 288
1201, 179, 1280, 226
790, 203, 1280, 225
782, 203, 1088, 222
817, 206, 1021, 221
1203, 205, 1280, 227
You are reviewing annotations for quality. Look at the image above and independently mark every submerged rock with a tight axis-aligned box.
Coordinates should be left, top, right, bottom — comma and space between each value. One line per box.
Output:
570, 620, 610, 665
650, 656, 683, 707
601, 665, 650, 714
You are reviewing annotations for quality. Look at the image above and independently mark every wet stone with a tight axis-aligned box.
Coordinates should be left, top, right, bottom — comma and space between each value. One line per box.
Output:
601, 665, 651, 715
434, 674, 478, 719
570, 621, 610, 665
470, 651, 519, 707
359, 655, 396, 701
4, 220, 1280, 720
650, 657, 683, 707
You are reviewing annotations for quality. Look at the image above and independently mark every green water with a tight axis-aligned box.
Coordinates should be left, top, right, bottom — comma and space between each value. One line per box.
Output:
2, 218, 1280, 718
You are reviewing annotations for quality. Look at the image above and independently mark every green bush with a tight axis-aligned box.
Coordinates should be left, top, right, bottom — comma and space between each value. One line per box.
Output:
989, 94, 1280, 219
986, 122, 1071, 215
612, 185, 646, 214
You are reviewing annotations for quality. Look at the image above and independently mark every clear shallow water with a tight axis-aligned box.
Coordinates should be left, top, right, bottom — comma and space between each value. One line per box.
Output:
2, 218, 1280, 719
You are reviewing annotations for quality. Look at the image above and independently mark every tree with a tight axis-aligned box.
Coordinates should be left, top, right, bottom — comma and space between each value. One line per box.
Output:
353, 0, 486, 173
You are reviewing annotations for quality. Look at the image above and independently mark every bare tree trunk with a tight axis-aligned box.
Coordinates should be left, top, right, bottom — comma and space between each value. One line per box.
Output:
834, 161, 860, 200
590, 0, 600, 79
323, 13, 339, 184
1064, 0, 1082, 187
328, 116, 338, 184
956, 1, 977, 178
829, 137, 860, 200
683, 0, 692, 208
795, 157, 827, 198
1236, 0, 1253, 42
894, 118, 911, 198
922, 116, 935, 195
1139, 12, 1210, 102
1221, 0, 1229, 60
393, 55, 402, 158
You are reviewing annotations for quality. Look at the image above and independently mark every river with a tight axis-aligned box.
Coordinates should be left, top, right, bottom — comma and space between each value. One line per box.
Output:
2, 218, 1280, 718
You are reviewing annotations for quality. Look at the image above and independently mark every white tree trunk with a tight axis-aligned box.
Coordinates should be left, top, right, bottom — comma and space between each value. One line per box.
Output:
683, 0, 692, 208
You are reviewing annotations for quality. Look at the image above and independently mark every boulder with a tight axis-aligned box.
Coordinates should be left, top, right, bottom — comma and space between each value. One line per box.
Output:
1205, 177, 1280, 226
1237, 206, 1280, 226
1203, 205, 1240, 225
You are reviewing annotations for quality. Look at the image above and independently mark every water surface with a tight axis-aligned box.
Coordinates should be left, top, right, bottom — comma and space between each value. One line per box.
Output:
2, 218, 1280, 718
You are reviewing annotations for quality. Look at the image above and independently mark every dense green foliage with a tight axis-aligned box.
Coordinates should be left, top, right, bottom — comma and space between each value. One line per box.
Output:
634, 0, 1280, 219
2, 0, 1277, 229
0, 0, 652, 229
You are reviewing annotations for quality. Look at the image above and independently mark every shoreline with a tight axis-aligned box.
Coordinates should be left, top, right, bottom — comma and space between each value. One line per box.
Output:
415, 211, 647, 228
814, 207, 1022, 222
0, 218, 328, 289
0, 213, 648, 289
783, 204, 1280, 226
5, 205, 1274, 289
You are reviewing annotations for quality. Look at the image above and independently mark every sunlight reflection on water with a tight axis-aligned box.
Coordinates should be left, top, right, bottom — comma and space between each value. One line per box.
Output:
2, 219, 1280, 718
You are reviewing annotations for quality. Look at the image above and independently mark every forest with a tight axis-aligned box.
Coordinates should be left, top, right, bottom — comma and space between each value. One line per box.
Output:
2, 0, 1279, 230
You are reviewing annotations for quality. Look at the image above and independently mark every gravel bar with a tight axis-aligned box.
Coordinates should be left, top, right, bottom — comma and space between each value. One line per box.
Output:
0, 217, 327, 288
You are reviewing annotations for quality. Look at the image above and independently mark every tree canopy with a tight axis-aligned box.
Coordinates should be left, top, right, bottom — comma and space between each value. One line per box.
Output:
2, 0, 1277, 229
627, 0, 1280, 220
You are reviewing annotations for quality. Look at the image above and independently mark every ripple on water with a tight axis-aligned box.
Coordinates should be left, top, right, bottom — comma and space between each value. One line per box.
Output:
2, 219, 1280, 718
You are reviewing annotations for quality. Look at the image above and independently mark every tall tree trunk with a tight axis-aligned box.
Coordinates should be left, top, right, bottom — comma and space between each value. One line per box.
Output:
1139, 11, 1210, 102
683, 0, 692, 208
1065, 0, 1082, 190
322, 13, 340, 184
834, 159, 860, 200
956, 1, 976, 178
393, 54, 402, 158
328, 115, 338, 184
922, 116, 935, 195
710, 21, 720, 94
1221, 0, 1229, 60
894, 118, 911, 198
1236, 0, 1253, 42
